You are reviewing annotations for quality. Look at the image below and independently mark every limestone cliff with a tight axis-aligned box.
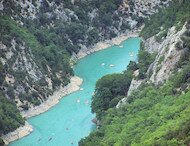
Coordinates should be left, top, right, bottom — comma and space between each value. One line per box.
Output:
0, 0, 170, 116
0, 0, 172, 144
117, 3, 190, 107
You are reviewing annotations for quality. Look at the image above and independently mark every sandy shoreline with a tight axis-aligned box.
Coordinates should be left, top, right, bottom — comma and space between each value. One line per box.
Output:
71, 29, 140, 61
2, 76, 83, 145
21, 76, 83, 119
2, 122, 33, 145
2, 30, 140, 145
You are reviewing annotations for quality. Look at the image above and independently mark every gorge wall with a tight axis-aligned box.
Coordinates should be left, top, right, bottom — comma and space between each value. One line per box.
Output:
0, 0, 172, 145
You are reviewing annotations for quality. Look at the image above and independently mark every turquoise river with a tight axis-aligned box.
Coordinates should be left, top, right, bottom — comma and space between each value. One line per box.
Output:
10, 38, 140, 146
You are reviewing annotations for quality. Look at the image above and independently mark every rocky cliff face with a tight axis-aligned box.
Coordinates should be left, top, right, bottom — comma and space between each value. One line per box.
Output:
117, 20, 190, 107
0, 0, 170, 114
0, 1, 174, 144
1, 0, 178, 145
79, 1, 190, 145
147, 24, 187, 84
0, 38, 52, 109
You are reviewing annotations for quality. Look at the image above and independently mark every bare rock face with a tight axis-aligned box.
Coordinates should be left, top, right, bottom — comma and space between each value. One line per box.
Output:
123, 0, 171, 17
127, 78, 144, 96
0, 0, 173, 142
147, 24, 187, 84
0, 39, 52, 110
130, 23, 187, 93
116, 77, 144, 108
117, 22, 188, 108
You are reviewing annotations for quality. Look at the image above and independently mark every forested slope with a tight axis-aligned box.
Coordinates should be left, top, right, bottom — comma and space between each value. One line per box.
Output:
0, 1, 170, 142
0, 0, 129, 139
80, 0, 190, 145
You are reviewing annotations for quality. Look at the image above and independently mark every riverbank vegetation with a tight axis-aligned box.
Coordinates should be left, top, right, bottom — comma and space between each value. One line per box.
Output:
0, 0, 128, 143
80, 0, 190, 145
137, 42, 156, 79
0, 93, 24, 135
1, 0, 189, 145
80, 75, 190, 145
92, 61, 138, 120
80, 39, 190, 146
140, 0, 190, 39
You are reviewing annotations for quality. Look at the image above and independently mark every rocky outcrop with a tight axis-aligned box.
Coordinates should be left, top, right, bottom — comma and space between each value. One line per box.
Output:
147, 24, 187, 84
123, 0, 171, 16
21, 76, 83, 119
0, 0, 172, 144
127, 78, 144, 96
0, 39, 55, 110
1, 122, 33, 145
1, 76, 82, 145
117, 22, 188, 108
0, 0, 172, 110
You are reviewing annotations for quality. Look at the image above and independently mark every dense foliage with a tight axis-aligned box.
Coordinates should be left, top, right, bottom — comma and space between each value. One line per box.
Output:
140, 0, 190, 39
137, 42, 156, 79
0, 93, 24, 135
80, 80, 190, 146
80, 43, 190, 145
0, 138, 4, 146
80, 1, 190, 145
91, 43, 155, 119
91, 61, 137, 119
0, 0, 126, 140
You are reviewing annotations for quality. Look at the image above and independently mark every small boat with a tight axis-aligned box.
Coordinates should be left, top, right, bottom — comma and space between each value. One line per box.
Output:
109, 64, 115, 67
129, 52, 134, 57
101, 63, 105, 66
84, 100, 89, 104
48, 137, 52, 141
80, 88, 84, 91
76, 99, 80, 103
119, 45, 123, 48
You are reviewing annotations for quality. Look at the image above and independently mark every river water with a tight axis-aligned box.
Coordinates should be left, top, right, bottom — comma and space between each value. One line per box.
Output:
10, 38, 140, 146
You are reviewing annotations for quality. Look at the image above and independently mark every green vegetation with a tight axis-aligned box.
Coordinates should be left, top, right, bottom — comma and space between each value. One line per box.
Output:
137, 43, 156, 79
0, 62, 4, 86
91, 61, 137, 119
80, 1, 190, 145
0, 15, 39, 49
1, 0, 190, 144
80, 80, 190, 146
80, 45, 190, 145
0, 61, 24, 143
140, 0, 190, 39
0, 0, 126, 139
155, 29, 168, 42
158, 55, 165, 65
0, 14, 73, 89
0, 93, 24, 135
0, 14, 74, 110
91, 41, 157, 120
0, 138, 4, 146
